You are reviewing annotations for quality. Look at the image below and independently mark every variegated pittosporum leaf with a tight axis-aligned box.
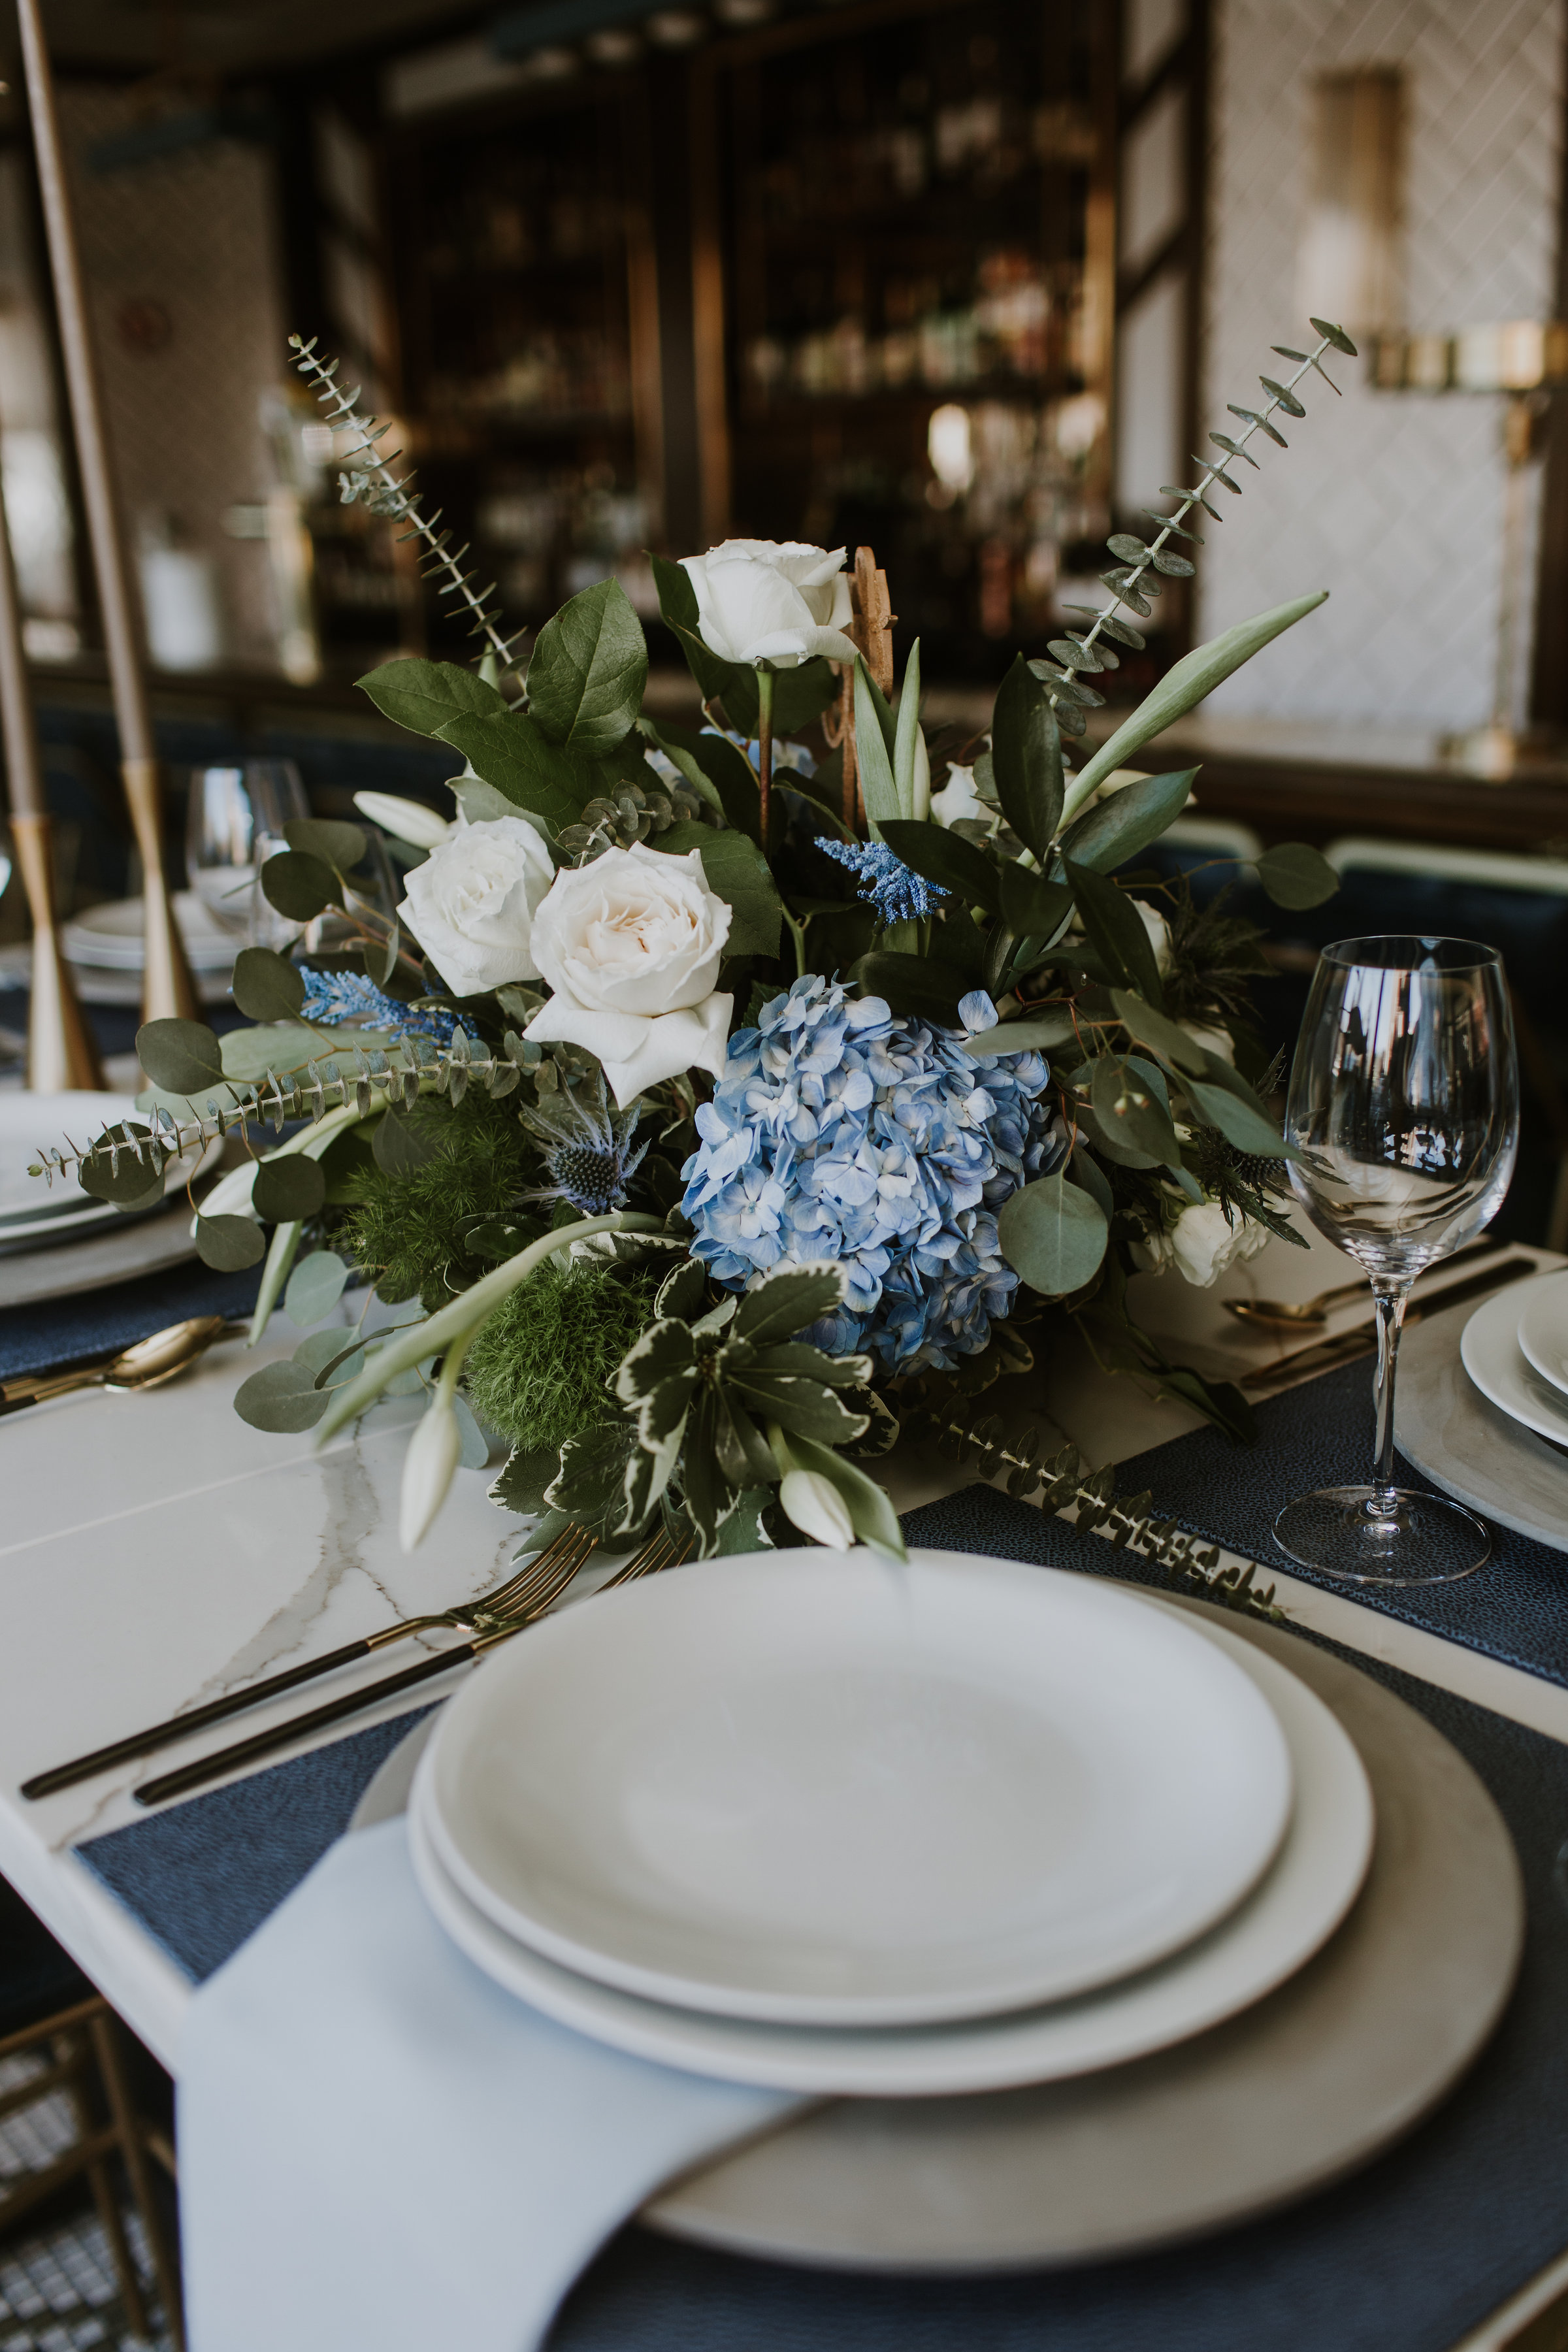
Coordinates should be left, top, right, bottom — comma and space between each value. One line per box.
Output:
608, 1256, 872, 1556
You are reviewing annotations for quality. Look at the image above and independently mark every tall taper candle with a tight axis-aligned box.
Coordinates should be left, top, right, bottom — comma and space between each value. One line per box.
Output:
0, 443, 104, 1089
15, 0, 197, 1026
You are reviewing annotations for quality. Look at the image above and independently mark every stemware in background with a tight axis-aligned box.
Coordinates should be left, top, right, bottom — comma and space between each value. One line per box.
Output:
184, 759, 309, 950
1275, 935, 1519, 1585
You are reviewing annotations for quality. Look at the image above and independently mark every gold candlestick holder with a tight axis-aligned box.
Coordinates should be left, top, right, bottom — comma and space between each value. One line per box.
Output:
122, 759, 198, 1024
10, 812, 103, 1091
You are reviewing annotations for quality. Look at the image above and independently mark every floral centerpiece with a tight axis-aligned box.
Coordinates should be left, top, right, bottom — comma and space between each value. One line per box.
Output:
39, 322, 1354, 1593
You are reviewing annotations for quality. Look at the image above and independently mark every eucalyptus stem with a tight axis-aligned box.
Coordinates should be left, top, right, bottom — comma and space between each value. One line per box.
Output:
755, 661, 776, 847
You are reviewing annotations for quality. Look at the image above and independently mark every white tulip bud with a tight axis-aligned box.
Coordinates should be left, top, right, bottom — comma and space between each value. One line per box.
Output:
399, 1394, 462, 1551
353, 792, 454, 853
779, 1468, 857, 1550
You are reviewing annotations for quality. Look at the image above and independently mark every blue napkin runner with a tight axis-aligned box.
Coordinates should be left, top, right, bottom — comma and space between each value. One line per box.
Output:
0, 1260, 263, 1382
76, 1484, 1568, 2352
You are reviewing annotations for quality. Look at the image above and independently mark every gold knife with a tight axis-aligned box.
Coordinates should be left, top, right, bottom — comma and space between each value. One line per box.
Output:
1243, 1256, 1539, 1390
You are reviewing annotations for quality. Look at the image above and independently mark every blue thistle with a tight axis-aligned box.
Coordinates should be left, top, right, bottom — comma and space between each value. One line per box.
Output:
298, 967, 457, 1044
817, 838, 949, 924
518, 1071, 648, 1215
680, 975, 1066, 1375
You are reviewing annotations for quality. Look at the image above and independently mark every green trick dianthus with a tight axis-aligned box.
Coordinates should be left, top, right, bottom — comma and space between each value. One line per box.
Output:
463, 1256, 661, 1454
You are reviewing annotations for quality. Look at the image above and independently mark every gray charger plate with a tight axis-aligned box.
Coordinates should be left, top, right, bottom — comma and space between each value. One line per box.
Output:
354, 1591, 1524, 2274
1396, 1306, 1568, 1555
0, 1203, 197, 1309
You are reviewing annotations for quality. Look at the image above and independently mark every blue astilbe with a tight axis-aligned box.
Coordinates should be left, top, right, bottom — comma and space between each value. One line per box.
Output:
681, 976, 1066, 1374
299, 967, 457, 1044
817, 838, 949, 925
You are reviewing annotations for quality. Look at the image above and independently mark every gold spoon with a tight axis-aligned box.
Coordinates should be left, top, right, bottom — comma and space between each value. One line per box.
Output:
0, 1315, 247, 1415
1223, 1236, 1503, 1330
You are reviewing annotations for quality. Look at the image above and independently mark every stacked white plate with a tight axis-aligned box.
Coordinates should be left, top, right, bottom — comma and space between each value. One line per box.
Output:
0, 1090, 208, 1258
408, 1548, 1378, 2098
62, 891, 240, 975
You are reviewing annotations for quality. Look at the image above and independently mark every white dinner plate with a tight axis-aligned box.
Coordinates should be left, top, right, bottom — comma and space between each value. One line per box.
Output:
62, 892, 238, 973
0, 1092, 142, 1220
420, 1550, 1294, 2029
408, 1599, 1372, 2096
1516, 1269, 1568, 1400
1459, 1277, 1568, 1450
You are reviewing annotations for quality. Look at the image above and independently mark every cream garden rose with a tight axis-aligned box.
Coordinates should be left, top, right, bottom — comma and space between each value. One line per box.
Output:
397, 815, 555, 997
524, 843, 733, 1105
681, 539, 858, 668
1143, 1200, 1270, 1288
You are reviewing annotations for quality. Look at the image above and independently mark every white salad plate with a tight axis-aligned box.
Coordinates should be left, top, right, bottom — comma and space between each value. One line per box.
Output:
408, 1598, 1373, 2097
419, 1550, 1296, 2030
0, 1092, 219, 1256
1516, 1269, 1568, 1401
62, 891, 238, 973
1458, 1278, 1568, 1451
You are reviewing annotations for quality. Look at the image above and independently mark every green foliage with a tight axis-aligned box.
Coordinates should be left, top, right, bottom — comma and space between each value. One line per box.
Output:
996, 1171, 1108, 1295
463, 1255, 662, 1455
339, 1091, 532, 1307
653, 822, 783, 958
232, 947, 305, 1022
525, 578, 649, 753
1256, 841, 1338, 909
356, 657, 509, 738
136, 1018, 225, 1096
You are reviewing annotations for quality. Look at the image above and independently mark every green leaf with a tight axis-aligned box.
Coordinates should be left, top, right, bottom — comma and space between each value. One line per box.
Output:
728, 1370, 868, 1444
710, 1487, 776, 1554
356, 657, 508, 739
77, 1122, 167, 1207
195, 1213, 267, 1271
775, 1427, 906, 1564
991, 655, 1062, 858
615, 1315, 696, 1408
999, 864, 1074, 940
261, 851, 340, 923
655, 1257, 708, 1320
233, 1360, 331, 1433
451, 1393, 489, 1471
1111, 986, 1209, 1073
733, 1262, 845, 1347
711, 1390, 779, 1488
1090, 1054, 1183, 1166
652, 821, 782, 958
135, 1017, 226, 1096
252, 1156, 326, 1222
634, 718, 725, 819
961, 1009, 1077, 1059
997, 1171, 1108, 1294
489, 1444, 560, 1516
372, 1107, 441, 1174
548, 1418, 651, 1539
1056, 770, 1197, 875
293, 1327, 366, 1386
1063, 594, 1328, 812
849, 953, 964, 1024
853, 660, 900, 830
878, 819, 1000, 915
1256, 841, 1339, 909
653, 721, 760, 839
1068, 1141, 1115, 1221
770, 660, 839, 734
757, 1341, 872, 1387
231, 947, 305, 1022
1184, 1074, 1298, 1159
284, 817, 366, 873
892, 638, 923, 820
525, 578, 648, 753
435, 709, 590, 830
284, 1248, 350, 1325
1063, 860, 1164, 1004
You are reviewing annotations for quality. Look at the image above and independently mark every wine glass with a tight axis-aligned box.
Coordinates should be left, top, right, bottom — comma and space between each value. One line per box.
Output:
184, 760, 310, 949
1275, 934, 1519, 1586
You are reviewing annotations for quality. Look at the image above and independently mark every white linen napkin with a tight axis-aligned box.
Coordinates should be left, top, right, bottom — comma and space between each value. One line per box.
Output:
178, 1819, 806, 2352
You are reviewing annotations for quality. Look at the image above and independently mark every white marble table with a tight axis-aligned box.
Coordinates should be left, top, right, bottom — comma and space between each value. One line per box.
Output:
3, 1218, 1564, 2089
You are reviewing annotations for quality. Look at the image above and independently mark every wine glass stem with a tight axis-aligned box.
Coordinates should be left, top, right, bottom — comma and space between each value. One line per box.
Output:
1369, 1281, 1411, 1517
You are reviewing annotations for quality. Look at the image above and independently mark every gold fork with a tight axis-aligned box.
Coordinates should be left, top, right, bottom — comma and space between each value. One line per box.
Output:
22, 1523, 598, 1801
131, 1524, 692, 1808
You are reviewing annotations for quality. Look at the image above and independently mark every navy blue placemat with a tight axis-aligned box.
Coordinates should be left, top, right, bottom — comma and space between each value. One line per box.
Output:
72, 1485, 1568, 2351
1114, 1358, 1568, 1690
0, 1259, 263, 1381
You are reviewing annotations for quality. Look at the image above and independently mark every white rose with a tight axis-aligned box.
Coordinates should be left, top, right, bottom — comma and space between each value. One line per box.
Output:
931, 761, 999, 836
1178, 1017, 1234, 1064
1168, 1202, 1271, 1288
681, 540, 858, 668
397, 816, 555, 997
524, 842, 734, 1105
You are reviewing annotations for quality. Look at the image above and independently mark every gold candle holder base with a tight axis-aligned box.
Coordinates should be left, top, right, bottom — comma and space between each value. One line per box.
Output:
10, 811, 105, 1091
121, 757, 199, 1024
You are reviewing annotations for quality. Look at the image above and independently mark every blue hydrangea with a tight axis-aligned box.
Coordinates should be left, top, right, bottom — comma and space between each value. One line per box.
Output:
680, 975, 1068, 1373
298, 967, 457, 1044
817, 839, 949, 925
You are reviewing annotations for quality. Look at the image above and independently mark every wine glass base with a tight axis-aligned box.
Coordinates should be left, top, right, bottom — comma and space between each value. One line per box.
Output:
1272, 1487, 1490, 1585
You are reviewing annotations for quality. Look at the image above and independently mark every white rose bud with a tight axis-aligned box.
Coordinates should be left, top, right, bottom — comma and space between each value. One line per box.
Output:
681, 540, 858, 668
397, 815, 555, 997
1168, 1201, 1271, 1288
779, 1468, 857, 1550
400, 1393, 462, 1552
525, 843, 733, 1106
930, 762, 1000, 838
352, 792, 453, 853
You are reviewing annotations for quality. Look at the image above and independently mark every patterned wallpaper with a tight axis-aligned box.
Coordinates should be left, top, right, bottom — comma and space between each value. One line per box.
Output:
1196, 0, 1564, 730
57, 85, 287, 670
